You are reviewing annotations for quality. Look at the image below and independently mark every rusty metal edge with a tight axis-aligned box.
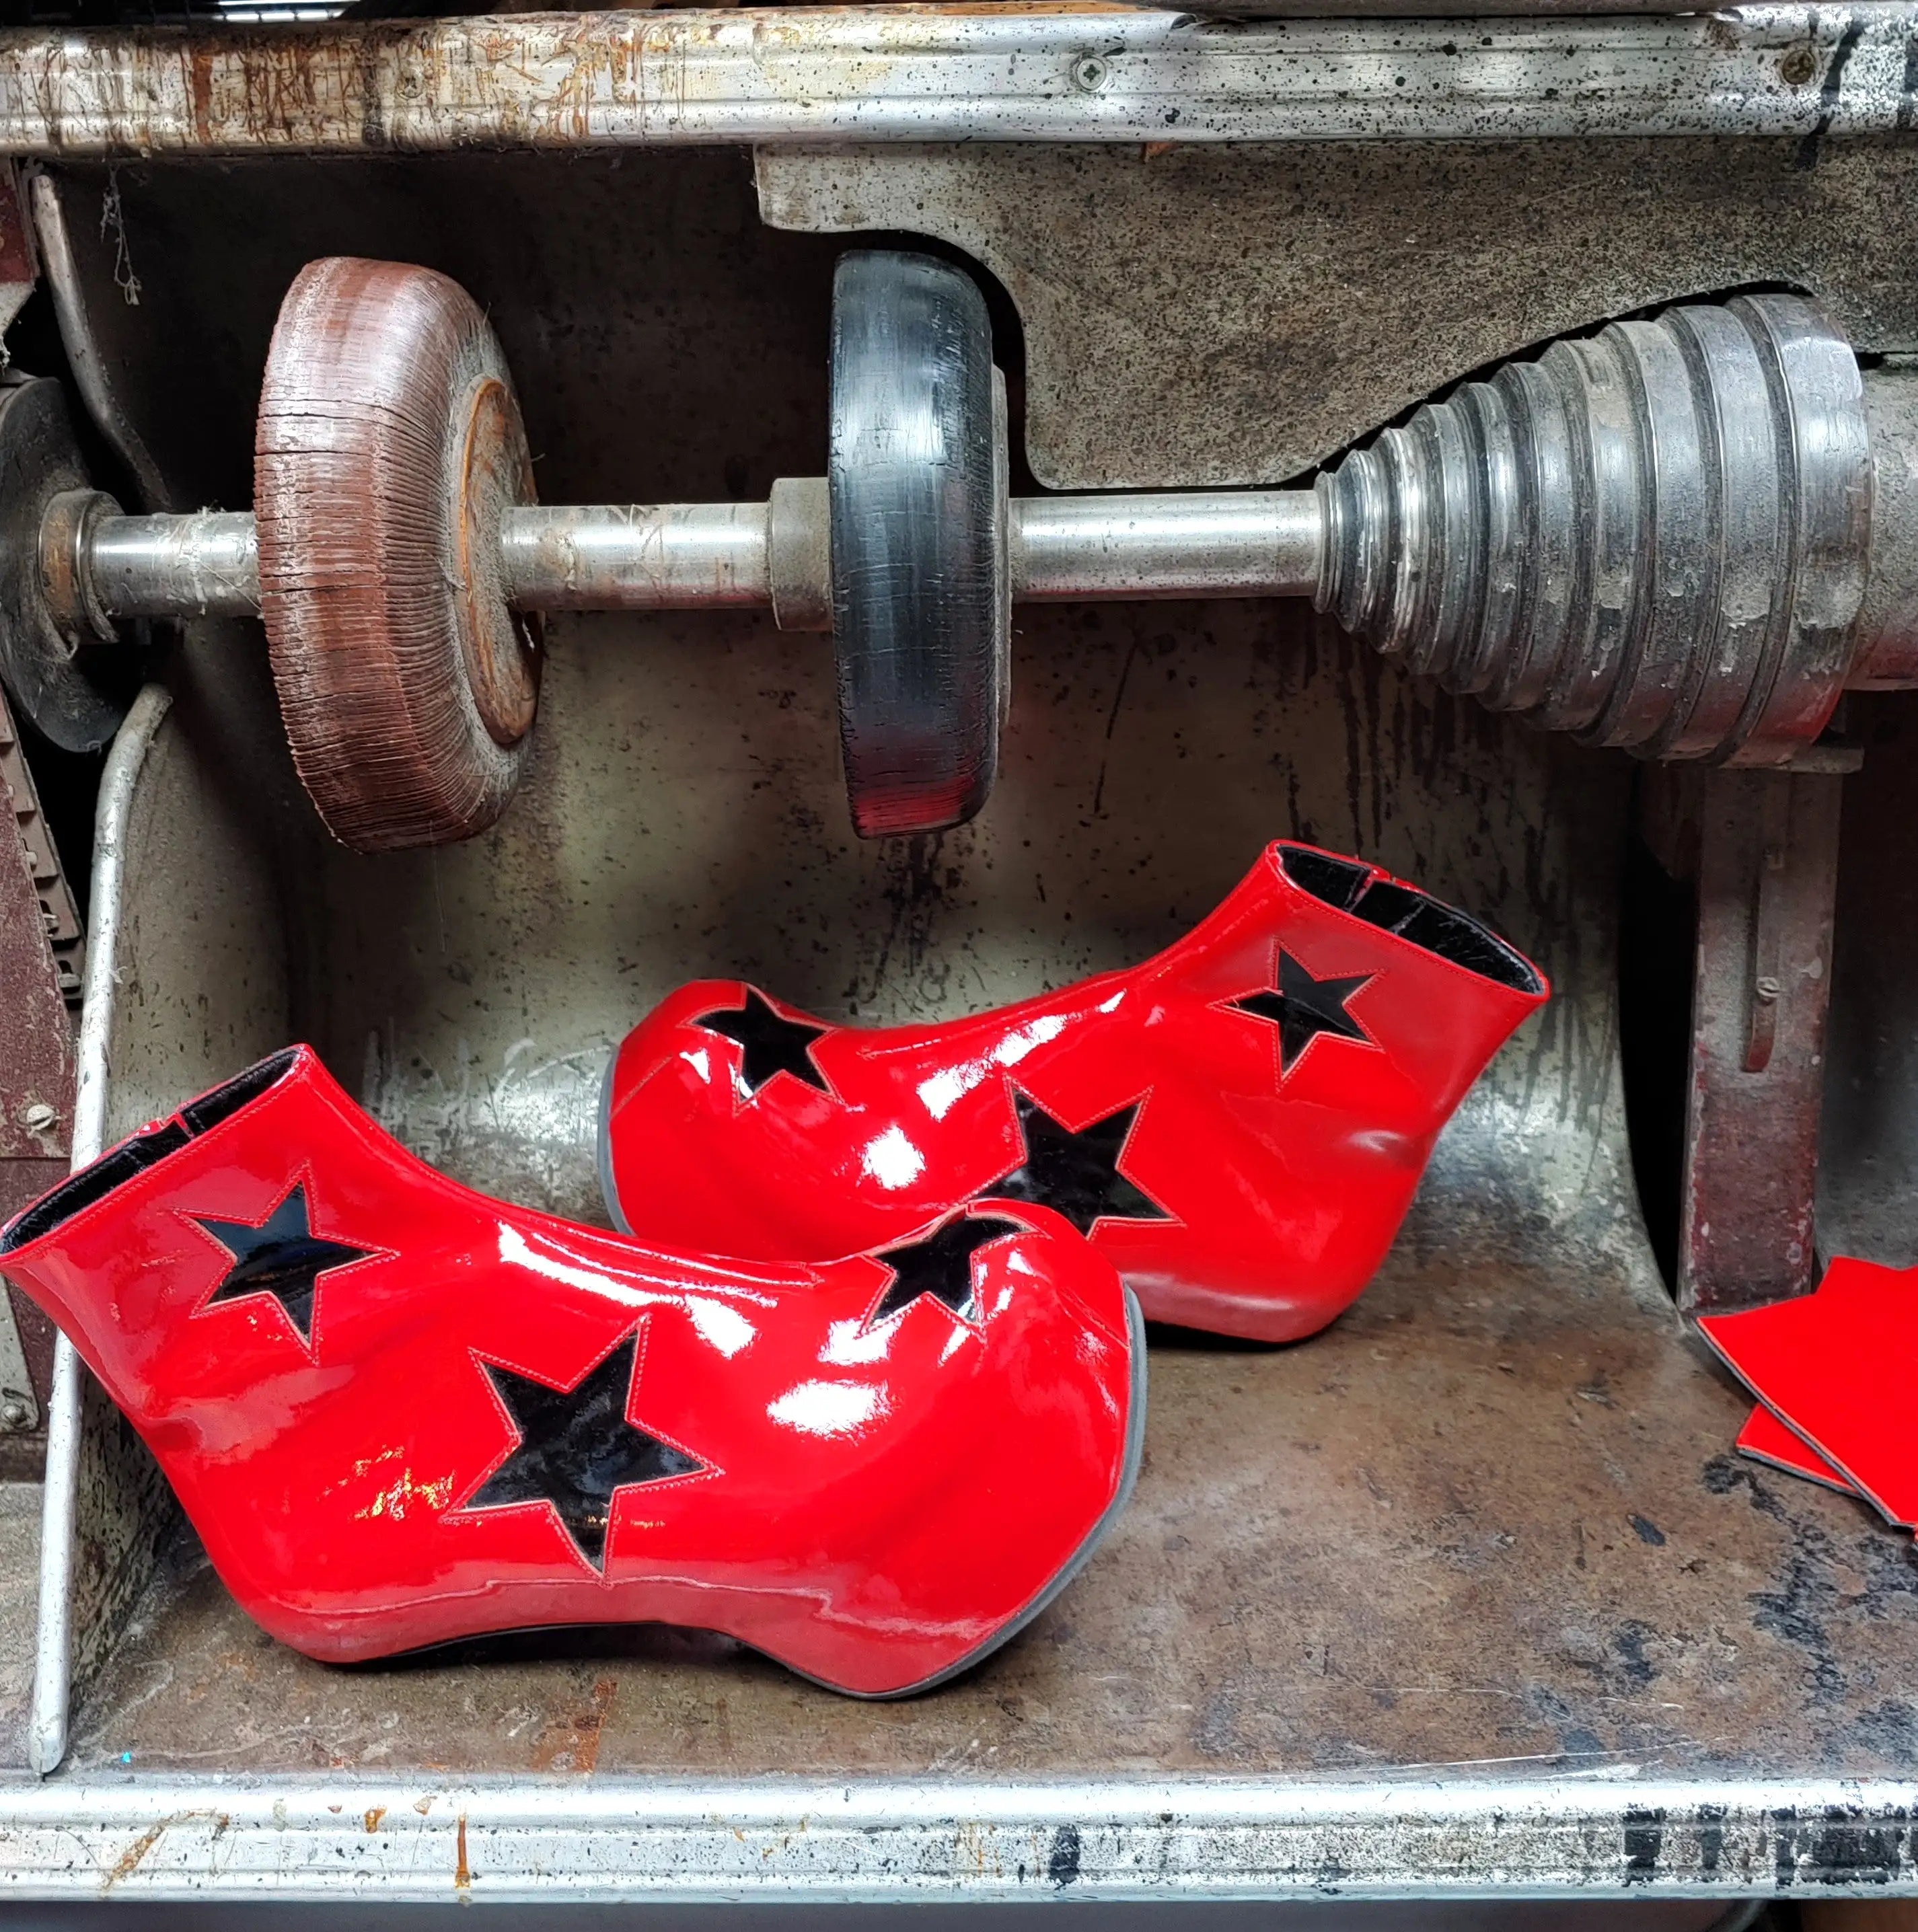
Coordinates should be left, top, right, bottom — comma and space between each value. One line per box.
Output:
0, 7, 1911, 155
0, 1773, 1907, 1898
28, 682, 171, 1779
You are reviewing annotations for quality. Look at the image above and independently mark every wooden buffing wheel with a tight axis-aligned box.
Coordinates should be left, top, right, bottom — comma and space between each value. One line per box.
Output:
256, 258, 542, 852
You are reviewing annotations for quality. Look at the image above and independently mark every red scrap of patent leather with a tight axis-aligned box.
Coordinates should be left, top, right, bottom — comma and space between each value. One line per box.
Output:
601, 842, 1549, 1343
1702, 1257, 1918, 1522
0, 1047, 1140, 1695
1734, 1403, 1854, 1495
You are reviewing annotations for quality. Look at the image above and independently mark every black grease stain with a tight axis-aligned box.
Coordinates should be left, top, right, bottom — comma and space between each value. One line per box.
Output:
1630, 1514, 1666, 1547
1752, 1551, 1847, 1701
1623, 1807, 1665, 1884
1697, 1453, 1911, 1703
1613, 1621, 1657, 1690
1697, 1802, 1726, 1876
1857, 1701, 1918, 1762
1047, 1824, 1082, 1886
1798, 16, 1866, 170
1701, 1454, 1744, 1496
1773, 1805, 1912, 1887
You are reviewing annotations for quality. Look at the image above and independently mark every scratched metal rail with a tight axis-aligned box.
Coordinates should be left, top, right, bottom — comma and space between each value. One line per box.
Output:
0, 147, 1915, 1902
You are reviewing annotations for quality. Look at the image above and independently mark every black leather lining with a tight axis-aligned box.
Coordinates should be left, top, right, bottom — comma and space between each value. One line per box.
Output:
1279, 845, 1542, 994
1277, 846, 1370, 912
0, 1121, 190, 1255
180, 1046, 301, 1136
0, 1049, 301, 1255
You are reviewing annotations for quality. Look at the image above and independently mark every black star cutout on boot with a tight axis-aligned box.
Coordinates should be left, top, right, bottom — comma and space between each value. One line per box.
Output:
871, 1214, 1025, 1326
987, 1094, 1172, 1235
194, 1183, 375, 1346
467, 1333, 704, 1573
1230, 949, 1374, 1074
694, 989, 831, 1099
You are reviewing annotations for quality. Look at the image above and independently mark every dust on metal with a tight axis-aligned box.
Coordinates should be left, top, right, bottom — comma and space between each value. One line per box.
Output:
0, 7, 1916, 154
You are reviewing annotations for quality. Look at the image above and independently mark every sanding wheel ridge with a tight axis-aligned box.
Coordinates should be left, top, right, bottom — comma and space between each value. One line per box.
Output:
256, 256, 542, 854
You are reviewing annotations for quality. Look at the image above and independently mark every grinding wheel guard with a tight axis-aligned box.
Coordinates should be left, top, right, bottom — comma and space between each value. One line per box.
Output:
602, 843, 1549, 1343
0, 1047, 1140, 1696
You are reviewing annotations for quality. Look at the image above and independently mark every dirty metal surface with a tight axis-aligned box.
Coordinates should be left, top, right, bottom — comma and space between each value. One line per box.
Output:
759, 135, 1918, 489
2, 9, 1917, 156
0, 1487, 41, 1771
65, 1239, 1918, 1793
0, 1779, 1912, 1904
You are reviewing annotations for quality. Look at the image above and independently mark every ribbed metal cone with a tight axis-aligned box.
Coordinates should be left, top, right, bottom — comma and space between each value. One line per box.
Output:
1315, 295, 1872, 766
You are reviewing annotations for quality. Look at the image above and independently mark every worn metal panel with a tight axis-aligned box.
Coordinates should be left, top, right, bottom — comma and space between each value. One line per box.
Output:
1819, 695, 1918, 1268
42, 137, 1918, 542
758, 137, 1918, 490
0, 1775, 1910, 1900
313, 605, 1631, 1263
1, 9, 1917, 155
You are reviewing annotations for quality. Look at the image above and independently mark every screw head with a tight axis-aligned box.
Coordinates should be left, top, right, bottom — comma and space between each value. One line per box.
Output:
0, 1395, 31, 1431
1755, 975, 1783, 1003
17, 1103, 57, 1135
1070, 54, 1111, 94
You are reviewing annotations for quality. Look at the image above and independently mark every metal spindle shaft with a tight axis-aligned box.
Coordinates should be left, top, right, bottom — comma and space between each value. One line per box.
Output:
78, 488, 1331, 624
1010, 491, 1321, 601
89, 511, 259, 618
500, 503, 772, 610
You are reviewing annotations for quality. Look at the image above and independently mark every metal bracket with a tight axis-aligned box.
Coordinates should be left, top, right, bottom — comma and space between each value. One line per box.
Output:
0, 698, 83, 1008
1679, 764, 1845, 1312
0, 679, 77, 1436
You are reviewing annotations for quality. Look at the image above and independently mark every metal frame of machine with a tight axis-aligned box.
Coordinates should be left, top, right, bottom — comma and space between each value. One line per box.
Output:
0, 5, 1916, 1904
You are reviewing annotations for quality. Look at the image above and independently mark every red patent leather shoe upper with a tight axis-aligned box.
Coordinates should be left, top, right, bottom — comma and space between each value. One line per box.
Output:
0, 1047, 1140, 1695
603, 842, 1548, 1343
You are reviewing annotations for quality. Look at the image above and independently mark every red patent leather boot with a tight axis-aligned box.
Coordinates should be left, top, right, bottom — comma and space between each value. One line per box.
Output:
603, 842, 1547, 1343
0, 1047, 1140, 1695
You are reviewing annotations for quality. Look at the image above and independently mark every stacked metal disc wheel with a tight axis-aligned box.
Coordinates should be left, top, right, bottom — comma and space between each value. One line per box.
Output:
1315, 294, 1873, 766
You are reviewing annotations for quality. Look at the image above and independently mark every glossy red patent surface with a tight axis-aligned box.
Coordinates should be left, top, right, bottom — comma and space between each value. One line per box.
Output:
0, 1049, 1138, 1694
603, 842, 1547, 1343
1734, 1403, 1856, 1497
1701, 1257, 1918, 1526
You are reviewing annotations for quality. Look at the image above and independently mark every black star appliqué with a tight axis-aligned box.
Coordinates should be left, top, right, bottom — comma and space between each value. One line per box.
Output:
466, 1333, 703, 1573
193, 1183, 374, 1345
988, 1094, 1171, 1235
694, 989, 830, 1098
1230, 949, 1374, 1073
871, 1214, 1024, 1326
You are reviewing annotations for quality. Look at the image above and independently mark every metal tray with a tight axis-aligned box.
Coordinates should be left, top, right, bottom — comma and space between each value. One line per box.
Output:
0, 13, 1915, 1903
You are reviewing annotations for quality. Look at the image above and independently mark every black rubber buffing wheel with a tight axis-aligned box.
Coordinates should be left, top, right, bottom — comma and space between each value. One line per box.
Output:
829, 251, 1009, 839
0, 381, 133, 752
